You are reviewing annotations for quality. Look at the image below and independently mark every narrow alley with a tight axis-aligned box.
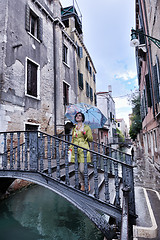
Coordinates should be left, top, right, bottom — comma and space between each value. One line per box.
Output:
133, 147, 160, 240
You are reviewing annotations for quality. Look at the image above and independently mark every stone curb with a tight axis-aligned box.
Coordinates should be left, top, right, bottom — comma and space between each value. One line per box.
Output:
133, 187, 158, 239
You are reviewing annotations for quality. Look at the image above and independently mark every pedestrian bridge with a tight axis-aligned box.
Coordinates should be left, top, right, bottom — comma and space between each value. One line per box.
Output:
0, 131, 136, 239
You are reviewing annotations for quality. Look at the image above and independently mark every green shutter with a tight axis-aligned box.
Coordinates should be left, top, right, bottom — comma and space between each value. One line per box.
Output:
86, 57, 88, 69
86, 82, 89, 97
90, 87, 93, 101
145, 74, 152, 107
94, 93, 97, 106
79, 47, 83, 58
153, 64, 159, 104
78, 71, 83, 90
25, 4, 30, 32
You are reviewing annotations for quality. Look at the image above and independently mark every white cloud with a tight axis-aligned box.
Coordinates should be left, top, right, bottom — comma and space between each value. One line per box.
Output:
115, 71, 137, 81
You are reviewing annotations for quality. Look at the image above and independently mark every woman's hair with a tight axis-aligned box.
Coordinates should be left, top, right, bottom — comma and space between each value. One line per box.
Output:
75, 112, 85, 122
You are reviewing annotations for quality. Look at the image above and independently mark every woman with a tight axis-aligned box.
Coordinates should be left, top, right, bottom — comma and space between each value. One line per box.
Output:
69, 112, 93, 191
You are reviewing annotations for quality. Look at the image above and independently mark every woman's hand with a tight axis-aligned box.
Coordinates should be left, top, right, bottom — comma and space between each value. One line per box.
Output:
81, 131, 86, 135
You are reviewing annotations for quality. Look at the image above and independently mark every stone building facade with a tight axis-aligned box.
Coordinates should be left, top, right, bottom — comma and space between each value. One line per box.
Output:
61, 4, 97, 106
96, 86, 117, 145
134, 0, 160, 170
0, 0, 96, 135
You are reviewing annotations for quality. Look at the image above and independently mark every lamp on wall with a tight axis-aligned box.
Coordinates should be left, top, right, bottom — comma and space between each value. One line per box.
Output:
130, 28, 160, 49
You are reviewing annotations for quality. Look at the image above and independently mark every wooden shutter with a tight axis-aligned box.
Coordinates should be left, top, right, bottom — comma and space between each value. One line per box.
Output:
90, 87, 93, 101
79, 47, 83, 58
78, 71, 83, 89
86, 57, 88, 69
37, 17, 43, 42
145, 74, 152, 107
25, 4, 30, 32
153, 64, 160, 104
94, 93, 97, 106
86, 82, 89, 97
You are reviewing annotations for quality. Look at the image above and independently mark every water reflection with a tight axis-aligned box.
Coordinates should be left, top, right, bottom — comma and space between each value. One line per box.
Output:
0, 185, 104, 240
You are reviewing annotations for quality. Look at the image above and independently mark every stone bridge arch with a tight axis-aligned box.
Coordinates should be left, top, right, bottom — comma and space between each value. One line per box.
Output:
0, 170, 120, 239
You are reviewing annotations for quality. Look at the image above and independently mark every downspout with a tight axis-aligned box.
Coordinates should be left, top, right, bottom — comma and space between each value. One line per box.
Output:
138, 0, 155, 117
53, 21, 57, 135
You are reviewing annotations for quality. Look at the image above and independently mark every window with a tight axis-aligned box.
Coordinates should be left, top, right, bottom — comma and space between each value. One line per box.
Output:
93, 73, 96, 82
118, 123, 120, 127
145, 73, 152, 107
63, 44, 68, 64
25, 4, 43, 42
90, 87, 93, 101
78, 71, 83, 90
86, 57, 89, 69
94, 93, 97, 106
89, 66, 92, 75
25, 124, 39, 131
78, 46, 83, 58
86, 82, 90, 97
26, 58, 40, 98
63, 82, 69, 105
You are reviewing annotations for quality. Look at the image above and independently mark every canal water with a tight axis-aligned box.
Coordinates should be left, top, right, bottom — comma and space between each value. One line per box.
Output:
0, 184, 104, 240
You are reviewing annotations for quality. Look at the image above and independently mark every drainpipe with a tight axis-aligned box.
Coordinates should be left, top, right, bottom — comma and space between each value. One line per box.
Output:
53, 21, 57, 135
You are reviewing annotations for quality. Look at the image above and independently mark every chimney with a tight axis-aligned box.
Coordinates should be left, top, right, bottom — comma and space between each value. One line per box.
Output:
108, 85, 112, 95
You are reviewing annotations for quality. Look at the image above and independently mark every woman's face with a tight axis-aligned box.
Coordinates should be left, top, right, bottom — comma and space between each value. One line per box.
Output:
76, 113, 83, 122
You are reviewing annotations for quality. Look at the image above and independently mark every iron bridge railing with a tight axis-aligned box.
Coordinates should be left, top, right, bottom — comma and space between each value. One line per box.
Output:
0, 131, 136, 239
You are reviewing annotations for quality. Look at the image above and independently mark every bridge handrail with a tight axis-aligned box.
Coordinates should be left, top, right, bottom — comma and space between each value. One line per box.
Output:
0, 131, 134, 168
0, 130, 136, 238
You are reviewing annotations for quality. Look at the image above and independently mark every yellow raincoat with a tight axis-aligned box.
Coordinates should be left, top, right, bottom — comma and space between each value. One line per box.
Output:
70, 124, 93, 163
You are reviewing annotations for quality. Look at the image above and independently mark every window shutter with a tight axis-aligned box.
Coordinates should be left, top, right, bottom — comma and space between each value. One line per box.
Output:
93, 73, 96, 82
144, 88, 148, 115
25, 4, 30, 32
86, 82, 89, 97
90, 87, 93, 101
90, 66, 92, 75
140, 96, 145, 120
78, 71, 83, 89
153, 64, 159, 104
145, 73, 152, 107
37, 17, 43, 42
94, 93, 97, 106
156, 56, 160, 102
79, 47, 83, 58
86, 57, 88, 69
88, 61, 90, 71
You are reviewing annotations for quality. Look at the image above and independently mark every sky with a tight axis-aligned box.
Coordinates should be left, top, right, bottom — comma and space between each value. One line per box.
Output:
60, 0, 138, 127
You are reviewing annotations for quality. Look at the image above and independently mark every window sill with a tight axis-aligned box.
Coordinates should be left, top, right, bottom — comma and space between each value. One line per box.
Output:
28, 32, 41, 43
25, 94, 40, 101
63, 61, 70, 69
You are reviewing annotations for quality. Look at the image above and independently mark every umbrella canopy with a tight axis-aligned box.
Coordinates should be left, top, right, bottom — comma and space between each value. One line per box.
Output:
65, 103, 107, 129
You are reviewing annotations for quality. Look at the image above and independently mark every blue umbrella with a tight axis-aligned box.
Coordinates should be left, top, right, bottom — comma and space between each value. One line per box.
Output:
65, 103, 107, 129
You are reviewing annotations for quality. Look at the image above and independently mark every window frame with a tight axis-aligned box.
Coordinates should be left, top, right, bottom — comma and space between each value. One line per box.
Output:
25, 4, 43, 42
78, 70, 84, 90
63, 43, 70, 67
25, 57, 40, 100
